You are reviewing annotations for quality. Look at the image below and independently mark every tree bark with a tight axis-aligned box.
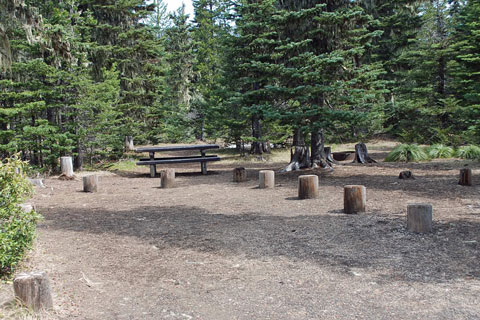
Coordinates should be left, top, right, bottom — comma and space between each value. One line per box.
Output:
344, 185, 366, 214
14, 271, 53, 312
160, 169, 175, 188
311, 129, 334, 168
83, 175, 98, 192
233, 167, 247, 182
60, 156, 74, 179
352, 143, 376, 164
250, 114, 269, 155
298, 175, 319, 199
125, 136, 134, 151
281, 128, 310, 172
459, 168, 472, 186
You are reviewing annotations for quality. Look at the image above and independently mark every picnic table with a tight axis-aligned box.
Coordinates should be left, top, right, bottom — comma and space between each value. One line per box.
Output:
136, 144, 220, 177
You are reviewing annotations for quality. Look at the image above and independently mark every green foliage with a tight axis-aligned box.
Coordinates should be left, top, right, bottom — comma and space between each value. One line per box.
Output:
457, 145, 480, 160
0, 156, 41, 277
385, 144, 429, 162
425, 144, 455, 159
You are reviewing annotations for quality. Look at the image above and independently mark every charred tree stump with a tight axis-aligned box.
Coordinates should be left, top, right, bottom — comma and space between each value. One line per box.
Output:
125, 136, 134, 151
233, 167, 247, 182
13, 271, 53, 312
324, 147, 335, 163
298, 175, 319, 199
160, 169, 175, 188
281, 128, 310, 172
83, 175, 98, 192
399, 171, 415, 180
352, 143, 377, 164
259, 170, 275, 189
344, 185, 366, 214
407, 203, 433, 233
459, 168, 472, 186
59, 156, 74, 179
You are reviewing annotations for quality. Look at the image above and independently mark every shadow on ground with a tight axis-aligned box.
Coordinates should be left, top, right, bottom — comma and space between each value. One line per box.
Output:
39, 205, 480, 284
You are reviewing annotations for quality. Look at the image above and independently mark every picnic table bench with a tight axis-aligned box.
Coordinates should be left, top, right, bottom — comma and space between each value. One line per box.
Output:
136, 144, 220, 177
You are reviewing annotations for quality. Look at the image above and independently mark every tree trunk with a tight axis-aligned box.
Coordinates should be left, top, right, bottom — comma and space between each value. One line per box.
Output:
60, 156, 74, 179
311, 129, 333, 168
125, 136, 134, 151
352, 143, 376, 164
281, 128, 310, 172
250, 114, 269, 155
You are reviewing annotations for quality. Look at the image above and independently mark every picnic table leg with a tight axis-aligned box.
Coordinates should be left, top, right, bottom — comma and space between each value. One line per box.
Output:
149, 152, 156, 178
201, 150, 207, 175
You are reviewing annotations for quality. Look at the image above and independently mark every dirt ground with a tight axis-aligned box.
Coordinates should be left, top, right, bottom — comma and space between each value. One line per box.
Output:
1, 142, 480, 319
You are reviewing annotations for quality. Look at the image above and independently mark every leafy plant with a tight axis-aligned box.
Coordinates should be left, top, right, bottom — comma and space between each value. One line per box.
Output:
385, 144, 430, 162
0, 156, 41, 277
457, 145, 480, 160
426, 144, 455, 159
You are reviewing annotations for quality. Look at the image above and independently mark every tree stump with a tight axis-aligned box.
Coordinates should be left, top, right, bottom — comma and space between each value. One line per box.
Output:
399, 170, 415, 180
298, 175, 319, 199
13, 271, 53, 312
60, 156, 74, 179
83, 175, 98, 192
344, 185, 366, 214
407, 203, 433, 233
259, 170, 275, 189
352, 143, 377, 164
459, 168, 472, 186
160, 169, 175, 188
125, 136, 134, 151
233, 167, 247, 182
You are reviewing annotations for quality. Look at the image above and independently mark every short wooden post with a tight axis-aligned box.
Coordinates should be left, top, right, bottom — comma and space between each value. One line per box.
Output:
298, 175, 319, 199
459, 168, 472, 186
407, 203, 433, 233
83, 175, 98, 192
344, 185, 366, 214
160, 169, 175, 188
125, 136, 134, 151
149, 152, 156, 178
60, 156, 74, 178
259, 170, 275, 189
233, 167, 247, 182
14, 271, 53, 312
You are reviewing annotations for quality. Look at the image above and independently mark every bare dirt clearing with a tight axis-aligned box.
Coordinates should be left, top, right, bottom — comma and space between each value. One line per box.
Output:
2, 143, 480, 319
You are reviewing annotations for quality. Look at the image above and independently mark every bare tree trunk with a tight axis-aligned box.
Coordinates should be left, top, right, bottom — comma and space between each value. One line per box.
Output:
311, 128, 332, 168
281, 128, 310, 172
250, 114, 269, 155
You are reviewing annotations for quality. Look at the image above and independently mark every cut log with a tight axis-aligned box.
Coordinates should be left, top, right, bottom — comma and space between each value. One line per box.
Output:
59, 156, 74, 179
298, 175, 319, 199
399, 171, 415, 180
344, 185, 366, 214
83, 175, 98, 192
160, 169, 175, 188
259, 170, 275, 189
13, 271, 53, 312
459, 168, 472, 186
352, 143, 377, 164
125, 136, 134, 151
407, 203, 433, 233
233, 167, 247, 182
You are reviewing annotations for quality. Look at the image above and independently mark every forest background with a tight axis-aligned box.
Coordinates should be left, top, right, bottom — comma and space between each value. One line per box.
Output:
1, 0, 479, 171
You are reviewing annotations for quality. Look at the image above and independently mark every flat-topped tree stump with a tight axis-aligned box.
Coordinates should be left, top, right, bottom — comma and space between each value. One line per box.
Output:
344, 185, 366, 214
160, 169, 175, 188
83, 175, 98, 192
125, 136, 134, 151
353, 143, 377, 164
407, 203, 433, 233
233, 167, 247, 182
399, 171, 415, 180
298, 175, 319, 199
14, 271, 53, 312
459, 168, 472, 186
59, 156, 74, 179
259, 170, 275, 189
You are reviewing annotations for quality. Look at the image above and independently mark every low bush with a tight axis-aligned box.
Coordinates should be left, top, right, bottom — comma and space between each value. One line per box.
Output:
0, 156, 41, 277
385, 144, 430, 162
457, 145, 480, 160
426, 144, 455, 159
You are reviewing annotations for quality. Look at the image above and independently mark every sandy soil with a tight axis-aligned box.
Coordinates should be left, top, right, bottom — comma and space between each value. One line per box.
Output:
1, 144, 480, 319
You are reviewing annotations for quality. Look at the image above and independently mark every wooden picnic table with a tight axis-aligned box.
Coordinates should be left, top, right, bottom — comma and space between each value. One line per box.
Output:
136, 144, 220, 177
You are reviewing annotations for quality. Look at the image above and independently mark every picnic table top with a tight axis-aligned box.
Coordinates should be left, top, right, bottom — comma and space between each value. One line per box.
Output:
135, 144, 219, 153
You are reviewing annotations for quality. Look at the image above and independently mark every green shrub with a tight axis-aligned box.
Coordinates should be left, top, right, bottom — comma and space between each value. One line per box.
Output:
385, 144, 430, 162
0, 156, 41, 277
426, 144, 455, 159
457, 145, 480, 160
